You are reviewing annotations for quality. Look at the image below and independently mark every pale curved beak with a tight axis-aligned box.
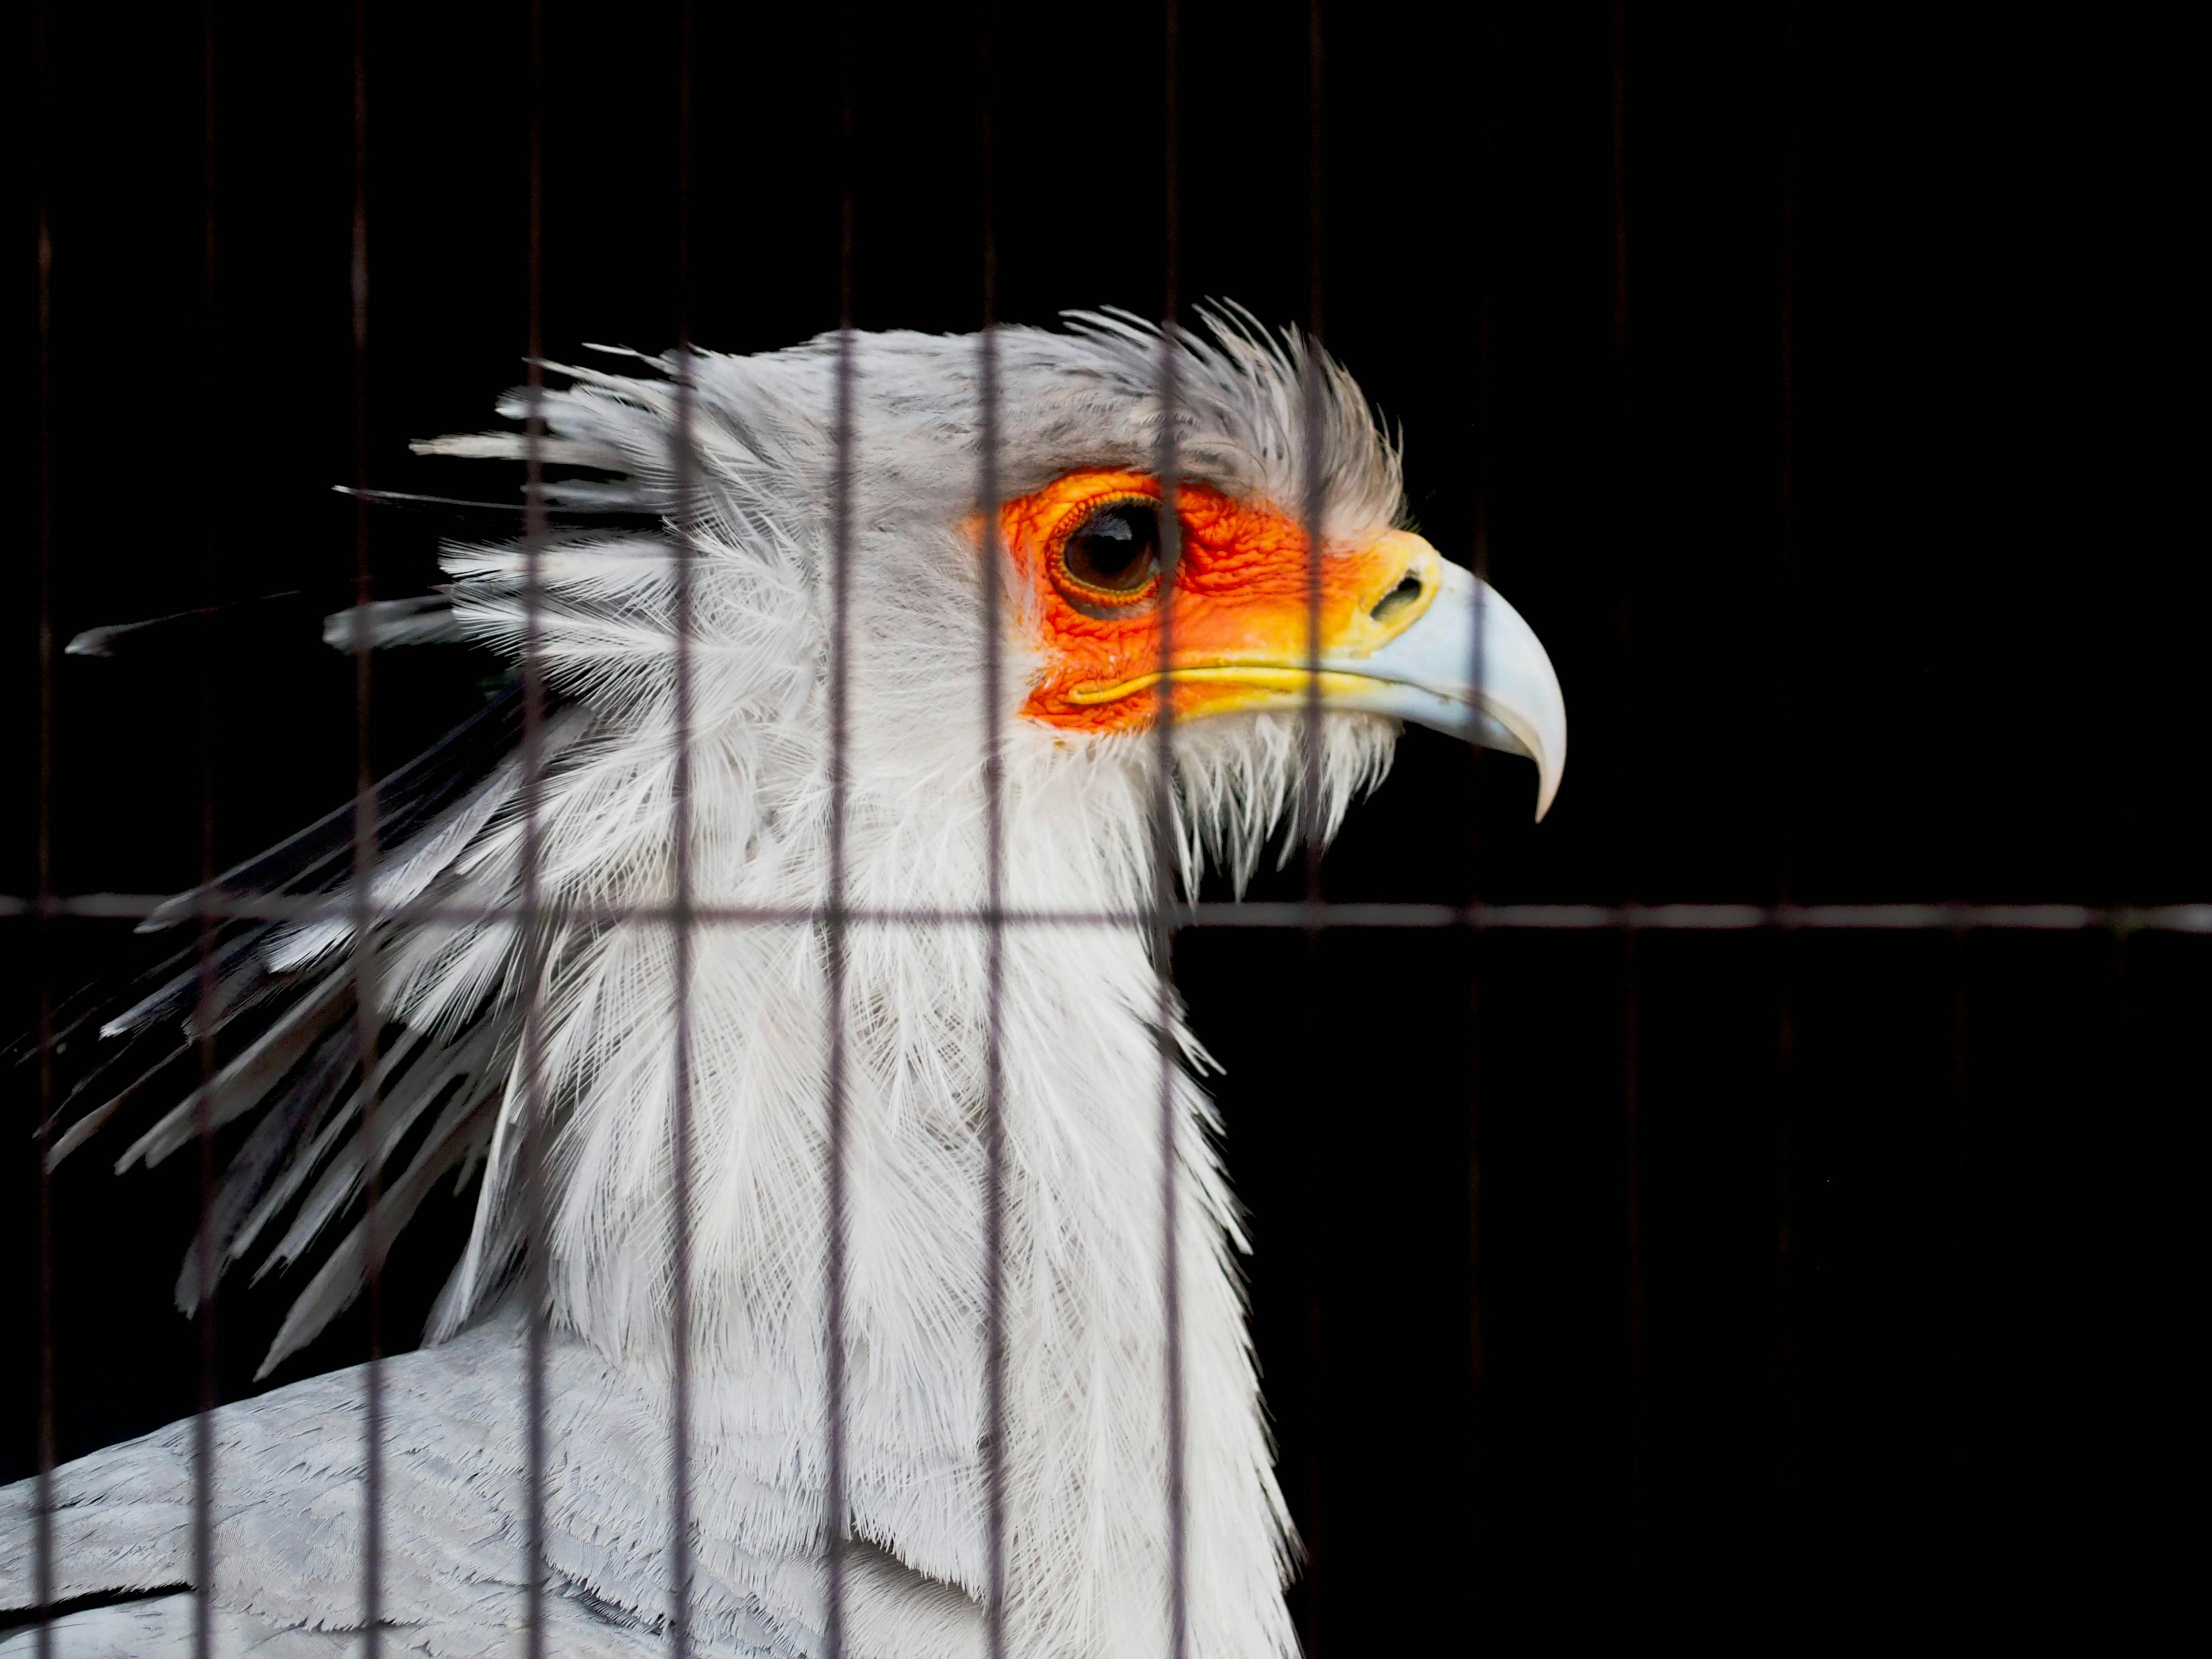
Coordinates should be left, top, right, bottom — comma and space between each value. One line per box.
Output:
1319, 559, 1568, 820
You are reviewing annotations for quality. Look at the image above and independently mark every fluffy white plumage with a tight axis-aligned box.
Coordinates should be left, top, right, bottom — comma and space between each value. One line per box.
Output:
1, 312, 1512, 1657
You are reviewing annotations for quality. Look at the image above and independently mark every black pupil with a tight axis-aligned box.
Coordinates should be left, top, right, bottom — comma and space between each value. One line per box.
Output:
1063, 502, 1159, 593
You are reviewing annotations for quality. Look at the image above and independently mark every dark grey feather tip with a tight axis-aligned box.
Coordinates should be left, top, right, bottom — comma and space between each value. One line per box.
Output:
322, 594, 465, 653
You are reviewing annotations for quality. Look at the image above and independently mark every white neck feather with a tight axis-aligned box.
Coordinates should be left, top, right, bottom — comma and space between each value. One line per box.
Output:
389, 326, 1404, 1656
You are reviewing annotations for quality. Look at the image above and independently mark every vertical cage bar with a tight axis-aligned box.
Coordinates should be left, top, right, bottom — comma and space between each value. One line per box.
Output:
1154, 7, 1188, 1657
1610, 1, 1630, 365
31, 2, 58, 1648
976, 10, 1010, 1654
346, 2, 385, 1650
1947, 935, 1971, 1488
822, 30, 857, 1652
666, 2, 698, 1653
1621, 931, 1644, 1509
1608, 0, 1647, 1524
1776, 0, 1796, 902
1298, 0, 1326, 896
1772, 940, 1795, 1499
1772, 0, 1800, 1513
518, 5, 551, 1653
1295, 5, 1328, 1643
191, 10, 221, 1653
1460, 374, 1492, 1556
1463, 0, 1497, 1565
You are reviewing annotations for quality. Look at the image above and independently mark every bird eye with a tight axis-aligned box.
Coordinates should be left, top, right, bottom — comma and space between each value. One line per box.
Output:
1056, 500, 1161, 604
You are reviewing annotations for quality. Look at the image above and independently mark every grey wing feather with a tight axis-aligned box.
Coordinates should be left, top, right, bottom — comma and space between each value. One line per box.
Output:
321, 595, 465, 652
169, 1022, 358, 1312
251, 1039, 506, 1378
117, 974, 356, 1173
135, 687, 525, 937
0, 1596, 362, 1657
26, 684, 579, 1376
0, 1317, 981, 1658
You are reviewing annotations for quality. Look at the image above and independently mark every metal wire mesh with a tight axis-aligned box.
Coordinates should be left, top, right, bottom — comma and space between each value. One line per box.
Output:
10, 3, 2200, 1656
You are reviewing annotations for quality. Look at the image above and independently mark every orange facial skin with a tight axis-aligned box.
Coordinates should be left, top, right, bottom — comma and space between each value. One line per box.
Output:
1002, 469, 1419, 736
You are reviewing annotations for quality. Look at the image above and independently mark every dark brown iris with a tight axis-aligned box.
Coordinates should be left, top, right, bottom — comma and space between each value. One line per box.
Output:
1058, 500, 1160, 599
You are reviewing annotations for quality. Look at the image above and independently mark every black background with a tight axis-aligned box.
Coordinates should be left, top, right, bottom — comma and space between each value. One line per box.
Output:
5, 1, 2200, 1650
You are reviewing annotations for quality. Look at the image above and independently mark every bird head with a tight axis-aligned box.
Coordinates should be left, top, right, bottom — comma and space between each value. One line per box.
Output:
430, 309, 1563, 914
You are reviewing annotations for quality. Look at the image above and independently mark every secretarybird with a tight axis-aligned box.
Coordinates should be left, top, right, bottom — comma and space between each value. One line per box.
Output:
1, 312, 1565, 1657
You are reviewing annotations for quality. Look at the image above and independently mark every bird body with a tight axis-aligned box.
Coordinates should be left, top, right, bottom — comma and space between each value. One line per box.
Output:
13, 1309, 979, 1658
2, 315, 1563, 1655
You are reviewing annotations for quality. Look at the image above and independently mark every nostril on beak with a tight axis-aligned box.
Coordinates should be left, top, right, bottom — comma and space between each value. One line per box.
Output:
1370, 573, 1425, 626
